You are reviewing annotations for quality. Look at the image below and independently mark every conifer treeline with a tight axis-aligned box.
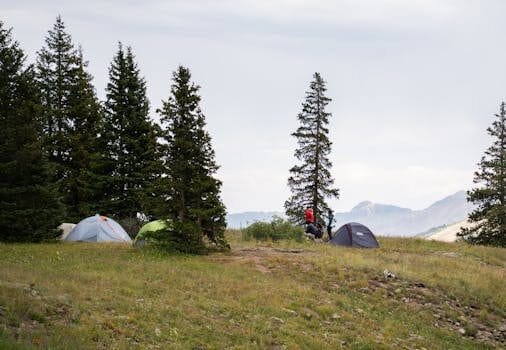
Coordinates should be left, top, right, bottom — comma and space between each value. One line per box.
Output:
5, 16, 504, 249
0, 16, 227, 249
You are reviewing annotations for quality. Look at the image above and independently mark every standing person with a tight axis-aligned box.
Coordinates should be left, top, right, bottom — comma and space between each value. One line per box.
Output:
305, 207, 314, 225
304, 207, 316, 239
326, 209, 334, 240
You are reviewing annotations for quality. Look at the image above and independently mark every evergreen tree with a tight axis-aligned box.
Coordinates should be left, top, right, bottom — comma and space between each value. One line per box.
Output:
63, 49, 105, 221
36, 15, 79, 181
102, 43, 161, 221
285, 72, 339, 224
157, 66, 228, 252
459, 102, 506, 247
36, 16, 104, 222
0, 22, 63, 242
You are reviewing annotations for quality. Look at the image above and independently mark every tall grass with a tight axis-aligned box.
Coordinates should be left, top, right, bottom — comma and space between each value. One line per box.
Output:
0, 236, 504, 349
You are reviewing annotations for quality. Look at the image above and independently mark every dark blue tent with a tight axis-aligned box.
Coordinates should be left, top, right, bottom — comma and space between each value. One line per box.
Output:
329, 222, 379, 248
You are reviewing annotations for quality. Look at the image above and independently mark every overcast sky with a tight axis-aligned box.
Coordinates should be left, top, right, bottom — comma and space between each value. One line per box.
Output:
3, 0, 506, 213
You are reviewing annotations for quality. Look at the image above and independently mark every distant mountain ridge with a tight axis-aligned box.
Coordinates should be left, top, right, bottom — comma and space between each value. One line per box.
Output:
226, 191, 474, 236
334, 191, 473, 236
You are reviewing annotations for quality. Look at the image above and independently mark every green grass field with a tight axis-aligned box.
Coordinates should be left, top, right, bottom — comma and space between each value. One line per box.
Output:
0, 232, 505, 349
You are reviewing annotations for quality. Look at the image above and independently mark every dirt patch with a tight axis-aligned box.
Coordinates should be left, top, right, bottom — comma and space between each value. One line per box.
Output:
236, 247, 313, 256
209, 246, 316, 274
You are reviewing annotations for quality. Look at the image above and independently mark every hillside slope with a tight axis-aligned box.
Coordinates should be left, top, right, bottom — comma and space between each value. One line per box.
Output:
423, 220, 476, 242
0, 237, 504, 349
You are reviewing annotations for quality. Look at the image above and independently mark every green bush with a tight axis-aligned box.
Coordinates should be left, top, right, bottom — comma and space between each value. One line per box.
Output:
242, 216, 304, 242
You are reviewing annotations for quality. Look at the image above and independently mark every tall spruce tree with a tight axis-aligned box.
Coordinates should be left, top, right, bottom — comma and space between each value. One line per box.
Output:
103, 43, 161, 221
36, 16, 104, 222
0, 22, 63, 242
36, 15, 78, 181
458, 102, 506, 247
285, 72, 339, 224
63, 49, 105, 221
157, 66, 228, 252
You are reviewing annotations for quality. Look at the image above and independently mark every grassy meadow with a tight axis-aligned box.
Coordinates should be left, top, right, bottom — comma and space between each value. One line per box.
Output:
0, 231, 505, 349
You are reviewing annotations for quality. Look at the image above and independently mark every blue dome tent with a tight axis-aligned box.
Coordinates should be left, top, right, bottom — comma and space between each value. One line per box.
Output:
65, 214, 131, 243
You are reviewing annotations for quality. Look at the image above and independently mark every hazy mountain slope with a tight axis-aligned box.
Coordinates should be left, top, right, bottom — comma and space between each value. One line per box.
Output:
333, 191, 473, 236
333, 201, 413, 235
227, 191, 473, 236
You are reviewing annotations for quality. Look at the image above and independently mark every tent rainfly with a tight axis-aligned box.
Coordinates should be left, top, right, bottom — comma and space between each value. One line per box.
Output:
329, 222, 379, 248
65, 214, 131, 243
137, 220, 169, 236
134, 219, 171, 247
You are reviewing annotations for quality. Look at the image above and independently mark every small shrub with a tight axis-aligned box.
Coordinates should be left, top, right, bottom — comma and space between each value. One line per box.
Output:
242, 222, 272, 241
478, 309, 489, 323
464, 323, 478, 337
243, 216, 304, 242
28, 310, 46, 323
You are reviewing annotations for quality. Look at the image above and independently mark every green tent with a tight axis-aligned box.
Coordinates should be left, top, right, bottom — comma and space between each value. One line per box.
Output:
134, 219, 172, 246
138, 220, 168, 235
